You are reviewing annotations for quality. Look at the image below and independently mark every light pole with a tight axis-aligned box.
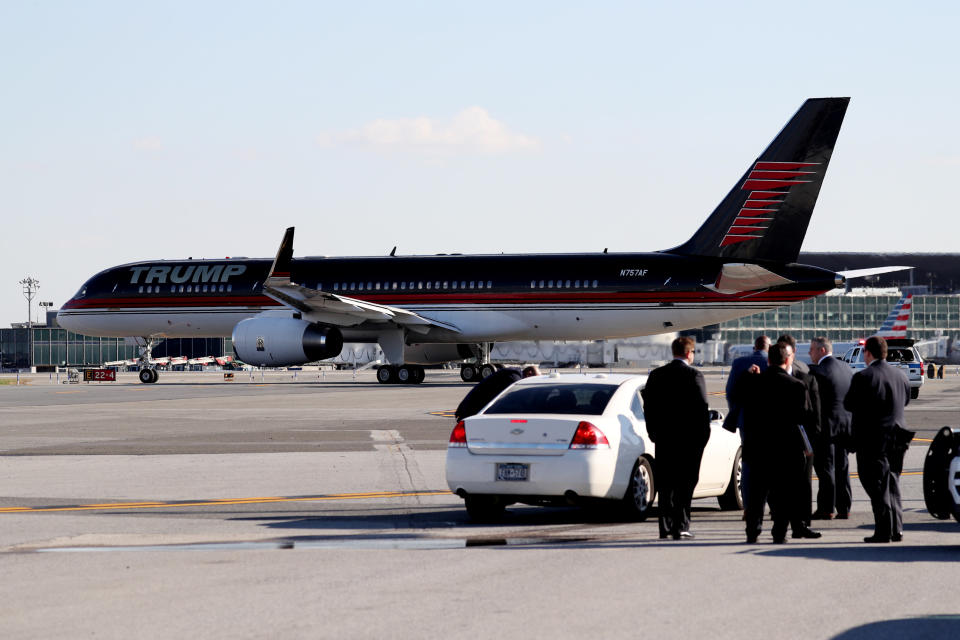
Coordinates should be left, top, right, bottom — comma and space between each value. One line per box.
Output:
20, 277, 39, 371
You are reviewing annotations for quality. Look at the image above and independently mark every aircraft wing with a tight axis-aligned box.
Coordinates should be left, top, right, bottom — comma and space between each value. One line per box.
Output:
262, 228, 460, 334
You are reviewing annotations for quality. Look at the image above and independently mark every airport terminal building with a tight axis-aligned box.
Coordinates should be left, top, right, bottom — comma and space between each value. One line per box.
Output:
4, 253, 960, 370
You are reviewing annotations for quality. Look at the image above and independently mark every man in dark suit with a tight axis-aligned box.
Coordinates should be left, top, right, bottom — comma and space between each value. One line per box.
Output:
844, 336, 911, 543
724, 335, 770, 506
455, 365, 540, 421
641, 336, 711, 540
735, 342, 822, 543
808, 337, 853, 520
777, 334, 820, 526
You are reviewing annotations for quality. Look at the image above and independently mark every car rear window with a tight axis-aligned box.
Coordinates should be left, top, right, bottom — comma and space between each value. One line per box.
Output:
484, 383, 619, 415
886, 348, 916, 363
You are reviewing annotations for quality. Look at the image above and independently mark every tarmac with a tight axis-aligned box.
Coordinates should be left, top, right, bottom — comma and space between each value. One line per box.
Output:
1, 368, 959, 639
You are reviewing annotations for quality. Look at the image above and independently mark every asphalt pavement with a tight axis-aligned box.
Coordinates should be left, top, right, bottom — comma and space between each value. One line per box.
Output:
1, 368, 958, 639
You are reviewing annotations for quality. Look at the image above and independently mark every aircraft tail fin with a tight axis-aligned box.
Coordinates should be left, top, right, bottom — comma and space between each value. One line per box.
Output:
877, 293, 913, 339
667, 97, 849, 263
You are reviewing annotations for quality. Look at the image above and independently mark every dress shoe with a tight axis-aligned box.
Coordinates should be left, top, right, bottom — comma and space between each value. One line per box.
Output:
792, 528, 822, 539
836, 512, 849, 520
811, 511, 834, 520
892, 532, 903, 542
678, 531, 694, 540
863, 535, 891, 543
745, 535, 758, 544
772, 537, 787, 544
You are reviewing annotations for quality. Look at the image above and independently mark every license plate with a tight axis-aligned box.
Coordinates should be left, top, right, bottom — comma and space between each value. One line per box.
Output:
496, 463, 529, 481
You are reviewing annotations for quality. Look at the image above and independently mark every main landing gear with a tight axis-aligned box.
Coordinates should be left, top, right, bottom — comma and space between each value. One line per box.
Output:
460, 342, 496, 382
376, 364, 426, 385
138, 368, 159, 384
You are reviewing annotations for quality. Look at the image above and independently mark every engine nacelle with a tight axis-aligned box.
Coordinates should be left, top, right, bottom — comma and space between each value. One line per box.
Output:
403, 343, 479, 365
232, 317, 343, 366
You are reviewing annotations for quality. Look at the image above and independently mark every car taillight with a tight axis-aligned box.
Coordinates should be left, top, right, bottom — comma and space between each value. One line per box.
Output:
449, 421, 467, 448
569, 421, 610, 449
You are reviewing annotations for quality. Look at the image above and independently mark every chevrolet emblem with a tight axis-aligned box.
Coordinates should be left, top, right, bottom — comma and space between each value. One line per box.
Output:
510, 428, 524, 435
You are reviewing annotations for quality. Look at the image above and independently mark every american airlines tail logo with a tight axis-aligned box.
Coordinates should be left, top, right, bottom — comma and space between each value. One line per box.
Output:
720, 161, 820, 247
877, 294, 912, 339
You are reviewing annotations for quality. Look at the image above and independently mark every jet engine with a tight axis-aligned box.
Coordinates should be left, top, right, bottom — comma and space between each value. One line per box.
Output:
232, 317, 343, 366
403, 343, 479, 364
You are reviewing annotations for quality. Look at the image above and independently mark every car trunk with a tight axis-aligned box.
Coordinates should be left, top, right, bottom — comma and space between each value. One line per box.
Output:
464, 416, 582, 456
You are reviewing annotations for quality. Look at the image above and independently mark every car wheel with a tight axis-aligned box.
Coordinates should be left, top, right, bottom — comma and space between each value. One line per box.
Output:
621, 457, 655, 521
911, 387, 920, 400
464, 495, 507, 523
718, 448, 744, 511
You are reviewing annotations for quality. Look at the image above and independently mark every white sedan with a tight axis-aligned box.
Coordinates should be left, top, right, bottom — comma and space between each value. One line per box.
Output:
446, 372, 742, 522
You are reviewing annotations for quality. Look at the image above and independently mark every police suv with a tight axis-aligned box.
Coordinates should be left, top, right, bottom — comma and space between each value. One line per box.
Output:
840, 339, 924, 399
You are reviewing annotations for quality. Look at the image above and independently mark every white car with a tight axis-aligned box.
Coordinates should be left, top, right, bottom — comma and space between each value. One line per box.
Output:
446, 372, 742, 522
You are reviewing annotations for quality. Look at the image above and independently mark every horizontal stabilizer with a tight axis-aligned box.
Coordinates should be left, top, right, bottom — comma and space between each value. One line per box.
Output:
837, 266, 913, 280
706, 263, 795, 294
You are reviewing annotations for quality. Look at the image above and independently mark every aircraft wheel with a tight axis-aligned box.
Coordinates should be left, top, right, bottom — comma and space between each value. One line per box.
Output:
396, 366, 413, 384
460, 364, 477, 382
412, 365, 425, 384
150, 368, 159, 383
479, 364, 497, 379
923, 426, 960, 522
139, 368, 155, 384
376, 366, 395, 384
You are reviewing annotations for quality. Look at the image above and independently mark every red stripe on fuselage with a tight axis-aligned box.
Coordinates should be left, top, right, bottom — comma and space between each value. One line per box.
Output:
62, 289, 830, 310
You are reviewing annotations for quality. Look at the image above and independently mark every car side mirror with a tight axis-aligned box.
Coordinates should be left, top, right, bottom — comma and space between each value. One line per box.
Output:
708, 409, 724, 422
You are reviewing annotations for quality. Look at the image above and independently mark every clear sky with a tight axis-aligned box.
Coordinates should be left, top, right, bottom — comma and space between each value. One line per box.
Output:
2, 1, 958, 326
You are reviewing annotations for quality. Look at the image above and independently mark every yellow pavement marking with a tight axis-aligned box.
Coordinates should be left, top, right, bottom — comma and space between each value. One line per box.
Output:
0, 490, 451, 514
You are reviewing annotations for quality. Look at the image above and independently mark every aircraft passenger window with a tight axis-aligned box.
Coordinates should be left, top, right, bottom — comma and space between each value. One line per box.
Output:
531, 280, 536, 288
375, 283, 381, 290
334, 283, 339, 291
487, 281, 492, 288
138, 286, 144, 293
318, 283, 323, 290
179, 285, 184, 293
426, 282, 432, 289
461, 281, 466, 288
470, 281, 475, 288
187, 285, 193, 292
435, 281, 440, 289
575, 280, 580, 288
367, 282, 372, 290
565, 280, 571, 288
452, 282, 457, 289
350, 283, 355, 290
592, 280, 598, 288
358, 283, 364, 291
443, 282, 448, 289
202, 285, 208, 292
400, 282, 406, 290
170, 286, 176, 293
227, 285, 232, 292
477, 281, 483, 289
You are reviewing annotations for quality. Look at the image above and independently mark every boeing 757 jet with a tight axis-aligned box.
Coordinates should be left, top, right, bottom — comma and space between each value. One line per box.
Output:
61, 97, 888, 384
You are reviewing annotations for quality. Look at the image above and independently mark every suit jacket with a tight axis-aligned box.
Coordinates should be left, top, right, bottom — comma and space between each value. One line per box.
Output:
454, 368, 522, 421
736, 366, 811, 465
843, 359, 910, 455
791, 366, 821, 439
809, 355, 853, 441
724, 350, 768, 430
641, 359, 710, 452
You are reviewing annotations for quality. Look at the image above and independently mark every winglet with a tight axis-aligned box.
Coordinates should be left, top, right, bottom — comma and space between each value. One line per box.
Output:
268, 227, 295, 280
